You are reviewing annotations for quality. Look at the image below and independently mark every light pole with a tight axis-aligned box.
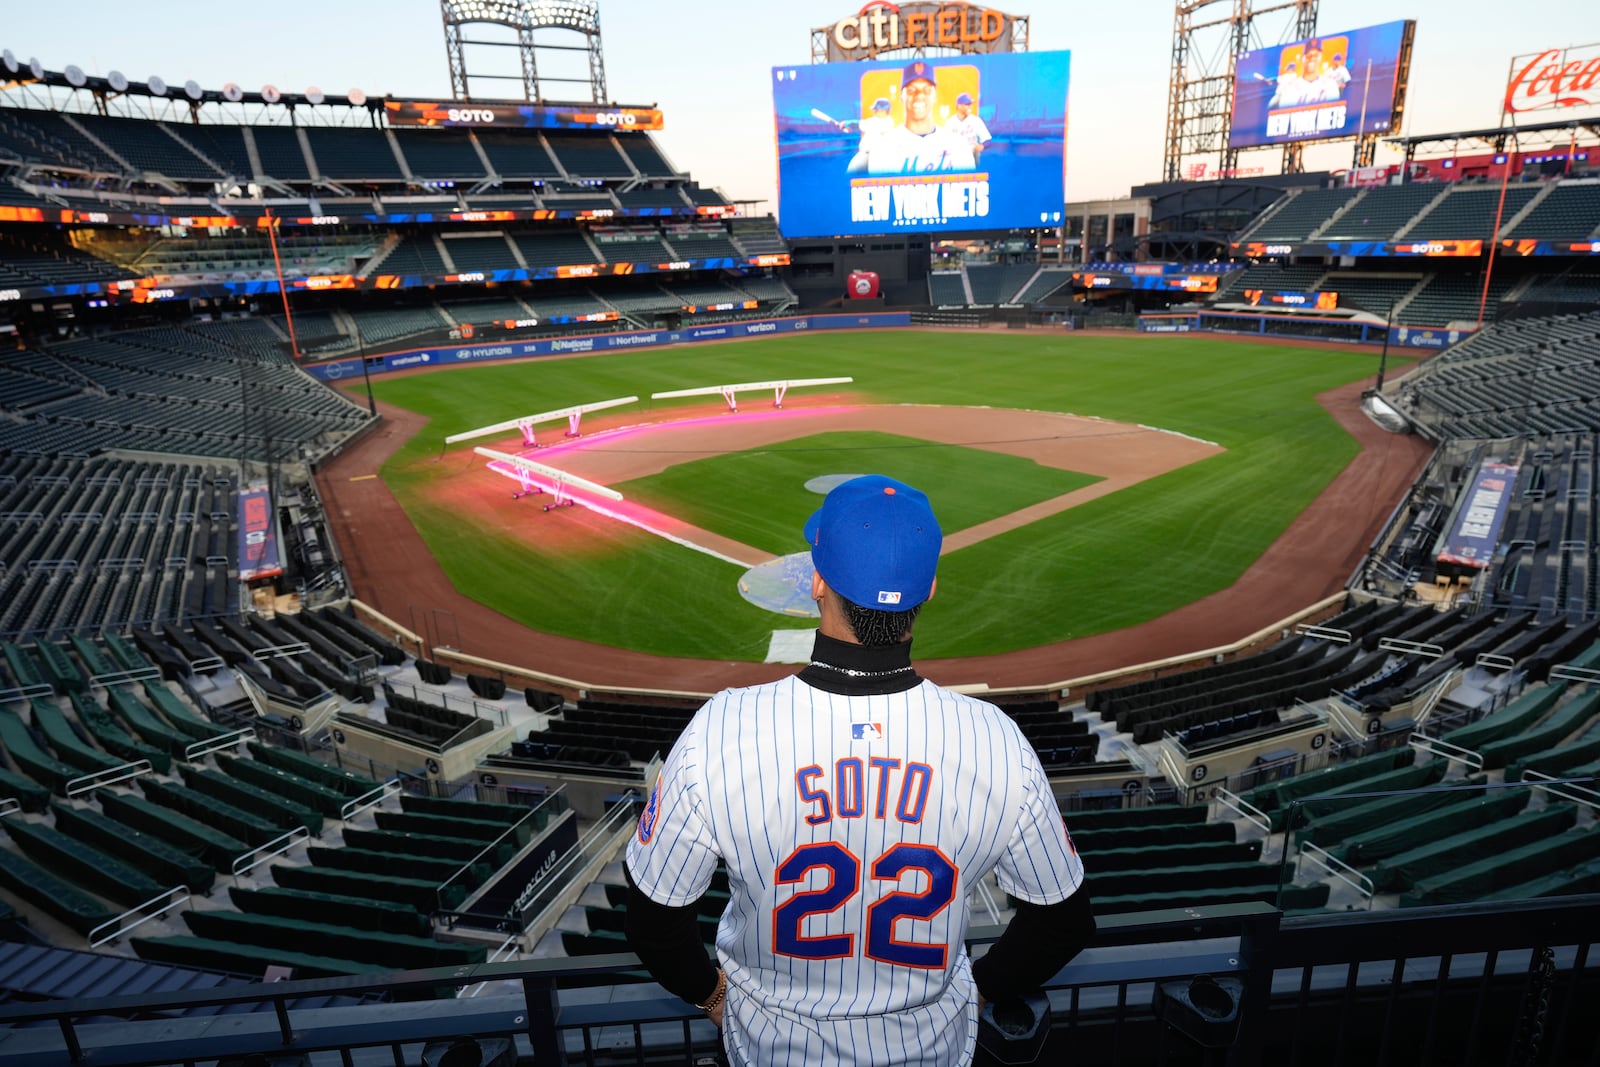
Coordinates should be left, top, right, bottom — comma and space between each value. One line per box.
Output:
354, 320, 376, 417
1375, 305, 1395, 392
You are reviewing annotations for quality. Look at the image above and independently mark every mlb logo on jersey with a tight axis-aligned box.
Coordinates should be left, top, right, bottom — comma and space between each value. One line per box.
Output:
877, 590, 902, 604
851, 722, 885, 742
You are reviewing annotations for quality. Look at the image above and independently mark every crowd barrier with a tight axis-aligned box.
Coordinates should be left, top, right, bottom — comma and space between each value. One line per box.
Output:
1138, 311, 1476, 351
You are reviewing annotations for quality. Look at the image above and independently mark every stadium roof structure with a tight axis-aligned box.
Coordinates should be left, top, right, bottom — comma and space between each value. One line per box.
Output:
1384, 116, 1600, 158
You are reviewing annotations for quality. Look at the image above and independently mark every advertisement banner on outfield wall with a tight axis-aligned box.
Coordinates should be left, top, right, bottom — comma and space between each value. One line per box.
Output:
301, 314, 912, 382
1438, 461, 1520, 568
772, 51, 1069, 237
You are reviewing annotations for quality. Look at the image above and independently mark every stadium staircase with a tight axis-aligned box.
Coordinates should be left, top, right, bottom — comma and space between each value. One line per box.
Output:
960, 266, 975, 304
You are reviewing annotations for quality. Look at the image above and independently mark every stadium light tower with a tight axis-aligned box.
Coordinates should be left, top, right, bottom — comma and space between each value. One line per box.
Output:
1164, 0, 1317, 181
440, 0, 609, 103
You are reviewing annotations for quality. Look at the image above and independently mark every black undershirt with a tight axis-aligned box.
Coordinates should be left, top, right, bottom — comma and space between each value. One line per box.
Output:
623, 631, 1095, 1007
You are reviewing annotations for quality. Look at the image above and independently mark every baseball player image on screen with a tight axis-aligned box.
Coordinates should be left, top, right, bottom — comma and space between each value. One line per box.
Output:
625, 475, 1095, 1066
848, 62, 978, 176
943, 92, 993, 164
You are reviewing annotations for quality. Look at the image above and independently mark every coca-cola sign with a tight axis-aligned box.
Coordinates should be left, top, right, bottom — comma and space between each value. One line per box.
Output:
1504, 44, 1600, 116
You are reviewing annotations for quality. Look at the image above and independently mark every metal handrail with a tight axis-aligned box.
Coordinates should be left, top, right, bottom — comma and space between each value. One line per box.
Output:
1377, 637, 1444, 658
1408, 732, 1484, 772
459, 933, 523, 998
518, 795, 639, 940
88, 886, 192, 948
434, 787, 569, 914
1211, 786, 1273, 836
1520, 770, 1600, 812
65, 758, 153, 797
1296, 840, 1376, 908
1412, 668, 1462, 729
230, 826, 311, 882
184, 726, 254, 763
340, 778, 401, 822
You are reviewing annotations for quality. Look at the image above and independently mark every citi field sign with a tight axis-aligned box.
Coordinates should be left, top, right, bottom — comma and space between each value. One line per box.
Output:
820, 1, 1019, 61
1504, 43, 1600, 117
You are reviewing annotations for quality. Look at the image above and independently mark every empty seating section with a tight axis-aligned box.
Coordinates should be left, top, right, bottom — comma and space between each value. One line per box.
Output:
542, 133, 629, 177
394, 130, 486, 179
1240, 187, 1360, 241
174, 123, 254, 178
528, 291, 616, 319
441, 234, 521, 272
0, 109, 121, 171
617, 186, 690, 211
0, 232, 133, 289
247, 126, 311, 181
0, 325, 368, 460
1398, 315, 1600, 440
1522, 272, 1600, 307
514, 230, 600, 268
302, 129, 403, 181
737, 275, 796, 304
1013, 267, 1073, 304
930, 272, 966, 304
69, 115, 220, 180
1321, 185, 1442, 241
0, 458, 237, 635
683, 184, 728, 207
1403, 187, 1540, 240
1319, 273, 1419, 315
1506, 184, 1600, 239
500, 699, 695, 768
1399, 272, 1520, 326
444, 297, 533, 325
965, 264, 1038, 304
592, 230, 677, 262
730, 217, 789, 255
476, 133, 562, 178
376, 235, 448, 276
618, 136, 677, 177
348, 305, 449, 346
109, 232, 377, 278
667, 231, 741, 260
1214, 264, 1327, 300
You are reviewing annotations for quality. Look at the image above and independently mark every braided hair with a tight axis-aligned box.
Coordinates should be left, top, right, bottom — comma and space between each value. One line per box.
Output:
841, 597, 921, 647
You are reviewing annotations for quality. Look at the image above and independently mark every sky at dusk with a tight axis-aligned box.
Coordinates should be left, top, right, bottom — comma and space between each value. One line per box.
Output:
6, 0, 1595, 215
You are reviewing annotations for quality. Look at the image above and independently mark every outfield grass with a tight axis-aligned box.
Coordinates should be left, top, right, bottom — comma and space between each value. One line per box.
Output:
367, 331, 1399, 660
618, 431, 1101, 556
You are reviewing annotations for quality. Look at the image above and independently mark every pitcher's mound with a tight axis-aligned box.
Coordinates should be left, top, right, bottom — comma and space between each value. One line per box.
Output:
739, 551, 820, 617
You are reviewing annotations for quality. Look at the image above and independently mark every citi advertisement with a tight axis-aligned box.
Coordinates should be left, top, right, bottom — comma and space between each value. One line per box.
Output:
1229, 20, 1413, 149
772, 51, 1069, 238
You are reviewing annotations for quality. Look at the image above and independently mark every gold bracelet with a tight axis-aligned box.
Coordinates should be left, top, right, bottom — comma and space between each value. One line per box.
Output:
695, 968, 728, 1013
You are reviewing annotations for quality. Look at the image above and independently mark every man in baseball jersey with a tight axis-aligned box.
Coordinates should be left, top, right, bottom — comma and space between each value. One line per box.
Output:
625, 475, 1094, 1065
943, 92, 993, 164
848, 62, 976, 175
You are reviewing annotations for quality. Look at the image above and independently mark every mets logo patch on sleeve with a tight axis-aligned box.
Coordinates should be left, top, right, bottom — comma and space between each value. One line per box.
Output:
851, 722, 885, 742
637, 775, 662, 844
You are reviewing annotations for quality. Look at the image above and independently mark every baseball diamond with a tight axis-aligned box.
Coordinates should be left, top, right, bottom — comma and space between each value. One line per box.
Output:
319, 328, 1431, 690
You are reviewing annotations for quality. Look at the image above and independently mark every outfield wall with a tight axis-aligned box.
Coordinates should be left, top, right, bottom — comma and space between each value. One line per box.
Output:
1138, 311, 1476, 351
301, 312, 912, 384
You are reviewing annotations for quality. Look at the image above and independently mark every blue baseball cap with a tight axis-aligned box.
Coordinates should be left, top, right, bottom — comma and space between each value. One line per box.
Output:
956, 92, 973, 105
872, 97, 891, 111
804, 475, 941, 610
901, 61, 935, 88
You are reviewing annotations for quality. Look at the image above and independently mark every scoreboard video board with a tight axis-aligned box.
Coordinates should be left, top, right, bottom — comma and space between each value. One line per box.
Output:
1229, 21, 1414, 149
772, 50, 1070, 238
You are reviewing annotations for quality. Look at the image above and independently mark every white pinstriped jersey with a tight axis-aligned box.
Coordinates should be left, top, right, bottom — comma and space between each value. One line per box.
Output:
626, 675, 1085, 1066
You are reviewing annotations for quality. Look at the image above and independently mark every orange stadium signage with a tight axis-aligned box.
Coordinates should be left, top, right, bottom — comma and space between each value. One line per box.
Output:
1504, 43, 1600, 116
820, 2, 1018, 61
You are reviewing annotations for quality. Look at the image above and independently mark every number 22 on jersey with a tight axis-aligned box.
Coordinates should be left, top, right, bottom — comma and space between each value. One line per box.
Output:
772, 841, 959, 969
